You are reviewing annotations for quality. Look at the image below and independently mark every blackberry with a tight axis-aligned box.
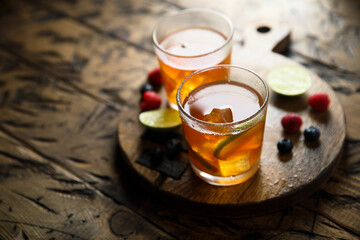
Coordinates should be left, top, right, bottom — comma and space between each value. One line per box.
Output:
277, 138, 293, 154
165, 138, 182, 158
304, 126, 320, 141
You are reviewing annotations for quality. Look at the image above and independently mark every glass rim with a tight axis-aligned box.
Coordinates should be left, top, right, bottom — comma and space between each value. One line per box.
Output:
176, 64, 269, 127
152, 8, 234, 59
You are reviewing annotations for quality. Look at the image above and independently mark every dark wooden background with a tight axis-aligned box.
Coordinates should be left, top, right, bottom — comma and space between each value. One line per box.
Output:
0, 0, 359, 239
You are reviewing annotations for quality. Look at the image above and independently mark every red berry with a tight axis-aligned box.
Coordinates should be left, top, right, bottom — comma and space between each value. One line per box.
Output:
281, 113, 303, 133
308, 93, 330, 111
140, 91, 161, 111
147, 67, 162, 86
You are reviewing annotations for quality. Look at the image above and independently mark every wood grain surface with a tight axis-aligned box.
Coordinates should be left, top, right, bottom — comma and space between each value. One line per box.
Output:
118, 20, 346, 217
0, 0, 359, 239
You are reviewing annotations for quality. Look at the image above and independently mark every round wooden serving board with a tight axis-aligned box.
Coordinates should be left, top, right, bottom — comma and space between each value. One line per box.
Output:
118, 20, 346, 217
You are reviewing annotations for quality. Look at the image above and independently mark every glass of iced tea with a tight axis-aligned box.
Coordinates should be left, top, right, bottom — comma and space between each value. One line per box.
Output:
176, 65, 269, 186
152, 8, 233, 109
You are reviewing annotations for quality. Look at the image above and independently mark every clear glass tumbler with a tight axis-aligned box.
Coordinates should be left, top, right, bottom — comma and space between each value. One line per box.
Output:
176, 65, 269, 186
152, 8, 233, 109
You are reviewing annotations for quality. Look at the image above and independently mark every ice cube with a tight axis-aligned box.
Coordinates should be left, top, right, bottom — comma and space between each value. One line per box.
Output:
204, 107, 233, 123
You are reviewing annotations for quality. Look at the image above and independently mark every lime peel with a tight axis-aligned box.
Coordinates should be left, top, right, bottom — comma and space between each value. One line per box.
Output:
187, 145, 217, 173
213, 114, 265, 158
139, 108, 182, 131
267, 64, 312, 96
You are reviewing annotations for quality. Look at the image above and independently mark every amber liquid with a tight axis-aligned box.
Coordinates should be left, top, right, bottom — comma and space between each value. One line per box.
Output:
158, 27, 231, 108
182, 81, 266, 183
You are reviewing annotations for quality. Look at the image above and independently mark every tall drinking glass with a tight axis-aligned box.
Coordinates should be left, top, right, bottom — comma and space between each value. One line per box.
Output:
177, 65, 269, 186
152, 8, 233, 109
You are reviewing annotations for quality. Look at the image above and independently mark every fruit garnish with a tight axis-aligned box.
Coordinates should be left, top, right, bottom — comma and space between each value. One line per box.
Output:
277, 138, 293, 153
267, 64, 312, 96
140, 91, 161, 112
187, 145, 217, 172
139, 108, 181, 131
140, 83, 154, 95
147, 67, 163, 86
213, 117, 264, 159
308, 93, 330, 111
218, 153, 251, 176
281, 113, 303, 133
165, 138, 182, 158
304, 126, 320, 141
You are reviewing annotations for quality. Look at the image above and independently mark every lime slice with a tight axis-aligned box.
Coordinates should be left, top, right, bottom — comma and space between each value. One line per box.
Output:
187, 145, 217, 173
267, 64, 312, 96
218, 153, 251, 176
213, 115, 265, 159
139, 108, 182, 131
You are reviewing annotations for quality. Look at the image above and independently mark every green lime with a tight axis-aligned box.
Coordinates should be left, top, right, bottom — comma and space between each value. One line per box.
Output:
187, 145, 217, 173
267, 64, 312, 96
213, 115, 265, 159
139, 108, 182, 131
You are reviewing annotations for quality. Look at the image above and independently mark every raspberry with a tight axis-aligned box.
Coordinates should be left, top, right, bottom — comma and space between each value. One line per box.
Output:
277, 138, 293, 153
281, 113, 303, 133
308, 93, 330, 111
147, 67, 163, 86
140, 91, 161, 111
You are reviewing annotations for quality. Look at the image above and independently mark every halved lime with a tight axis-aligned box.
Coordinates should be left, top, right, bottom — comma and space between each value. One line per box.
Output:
267, 64, 312, 96
139, 108, 182, 131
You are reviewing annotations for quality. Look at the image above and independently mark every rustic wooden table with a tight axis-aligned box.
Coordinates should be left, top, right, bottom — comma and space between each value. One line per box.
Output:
0, 0, 359, 239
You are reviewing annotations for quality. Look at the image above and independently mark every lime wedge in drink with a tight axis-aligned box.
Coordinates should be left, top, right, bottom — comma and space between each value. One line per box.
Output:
187, 145, 218, 173
213, 116, 265, 159
267, 64, 312, 96
139, 108, 182, 131
218, 153, 251, 176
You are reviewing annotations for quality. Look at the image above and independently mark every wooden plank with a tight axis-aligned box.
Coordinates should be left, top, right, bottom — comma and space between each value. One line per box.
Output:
131, 201, 359, 239
300, 140, 360, 237
38, 0, 181, 52
0, 0, 157, 109
0, 46, 166, 214
0, 132, 173, 239
0, 0, 359, 239
0, 0, 165, 192
170, 0, 360, 74
0, 11, 172, 233
41, 0, 360, 73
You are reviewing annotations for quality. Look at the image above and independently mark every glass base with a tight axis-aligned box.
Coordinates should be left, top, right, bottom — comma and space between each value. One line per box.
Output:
190, 159, 260, 186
